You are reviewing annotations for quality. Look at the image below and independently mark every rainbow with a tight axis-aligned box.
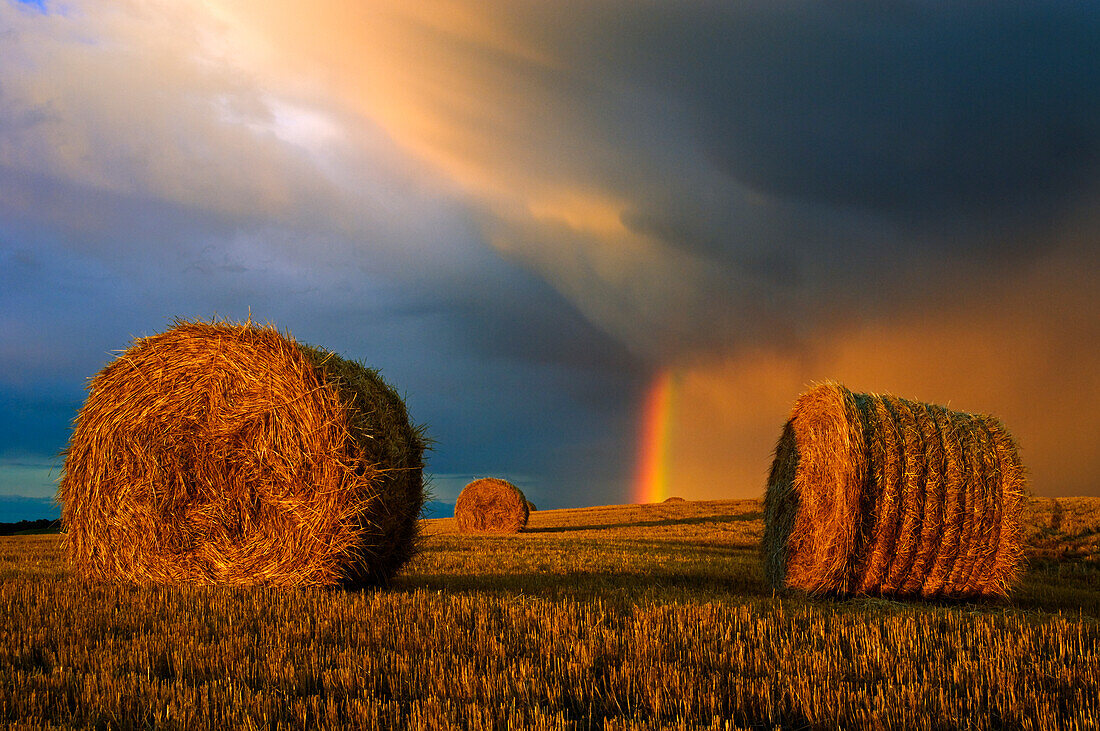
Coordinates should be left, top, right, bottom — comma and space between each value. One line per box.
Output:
633, 368, 678, 503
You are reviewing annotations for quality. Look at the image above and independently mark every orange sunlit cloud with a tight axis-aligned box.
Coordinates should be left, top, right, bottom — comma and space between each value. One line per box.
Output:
660, 249, 1100, 498
206, 1, 562, 200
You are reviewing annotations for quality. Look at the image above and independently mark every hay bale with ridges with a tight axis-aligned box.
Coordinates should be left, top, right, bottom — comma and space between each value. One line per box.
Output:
454, 478, 529, 533
763, 382, 1027, 599
880, 395, 927, 595
899, 401, 947, 595
58, 319, 427, 587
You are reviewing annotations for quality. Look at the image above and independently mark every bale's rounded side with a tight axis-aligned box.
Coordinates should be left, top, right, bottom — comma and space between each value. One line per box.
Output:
900, 401, 948, 596
300, 344, 427, 586
922, 404, 969, 597
58, 320, 426, 587
454, 478, 529, 534
855, 395, 906, 594
763, 382, 1027, 599
880, 395, 928, 595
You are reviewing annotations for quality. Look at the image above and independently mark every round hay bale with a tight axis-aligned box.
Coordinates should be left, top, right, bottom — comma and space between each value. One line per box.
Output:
454, 478, 529, 533
526, 500, 538, 512
58, 319, 427, 587
763, 382, 1027, 600
663, 496, 686, 503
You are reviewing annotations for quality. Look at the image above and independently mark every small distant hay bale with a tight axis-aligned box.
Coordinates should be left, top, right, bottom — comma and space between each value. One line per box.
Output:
526, 500, 537, 512
455, 478, 529, 533
58, 319, 427, 587
663, 496, 686, 503
763, 382, 1027, 600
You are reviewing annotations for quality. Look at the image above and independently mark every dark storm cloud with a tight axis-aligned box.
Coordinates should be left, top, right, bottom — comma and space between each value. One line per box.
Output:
562, 0, 1100, 356
286, 0, 1098, 361
601, 2, 1100, 231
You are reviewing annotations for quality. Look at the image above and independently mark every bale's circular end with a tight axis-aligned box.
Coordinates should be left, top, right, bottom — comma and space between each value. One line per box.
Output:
763, 382, 1027, 600
763, 382, 868, 594
58, 319, 426, 587
454, 478, 529, 533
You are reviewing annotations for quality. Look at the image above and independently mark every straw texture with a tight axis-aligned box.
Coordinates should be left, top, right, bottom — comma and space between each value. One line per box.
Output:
59, 319, 427, 587
763, 382, 1027, 599
454, 478, 529, 533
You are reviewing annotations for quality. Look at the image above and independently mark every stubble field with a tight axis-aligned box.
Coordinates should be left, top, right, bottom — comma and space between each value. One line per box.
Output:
0, 497, 1097, 730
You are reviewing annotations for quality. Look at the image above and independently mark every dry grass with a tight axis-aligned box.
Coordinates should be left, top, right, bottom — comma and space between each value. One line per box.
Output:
1022, 497, 1100, 561
0, 498, 1097, 729
454, 478, 529, 534
58, 319, 427, 588
764, 382, 1028, 599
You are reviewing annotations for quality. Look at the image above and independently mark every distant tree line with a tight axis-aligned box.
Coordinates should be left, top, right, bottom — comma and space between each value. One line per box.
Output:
0, 519, 61, 536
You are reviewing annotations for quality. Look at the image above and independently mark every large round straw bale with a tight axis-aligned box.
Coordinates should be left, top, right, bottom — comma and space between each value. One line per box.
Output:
454, 478, 529, 533
59, 319, 427, 587
763, 382, 1027, 600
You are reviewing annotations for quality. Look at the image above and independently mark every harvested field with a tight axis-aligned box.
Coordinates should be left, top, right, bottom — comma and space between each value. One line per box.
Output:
0, 497, 1097, 730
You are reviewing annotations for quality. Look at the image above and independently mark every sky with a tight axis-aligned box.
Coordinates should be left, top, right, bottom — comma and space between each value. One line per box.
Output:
1, 0, 1098, 521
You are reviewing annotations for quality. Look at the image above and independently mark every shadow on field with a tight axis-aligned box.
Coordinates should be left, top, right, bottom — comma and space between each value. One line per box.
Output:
615, 539, 763, 554
1009, 557, 1100, 618
523, 512, 763, 534
398, 543, 1100, 617
399, 567, 772, 600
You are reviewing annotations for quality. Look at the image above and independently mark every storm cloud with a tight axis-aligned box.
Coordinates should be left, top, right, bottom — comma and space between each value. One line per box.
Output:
1, 0, 1098, 512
